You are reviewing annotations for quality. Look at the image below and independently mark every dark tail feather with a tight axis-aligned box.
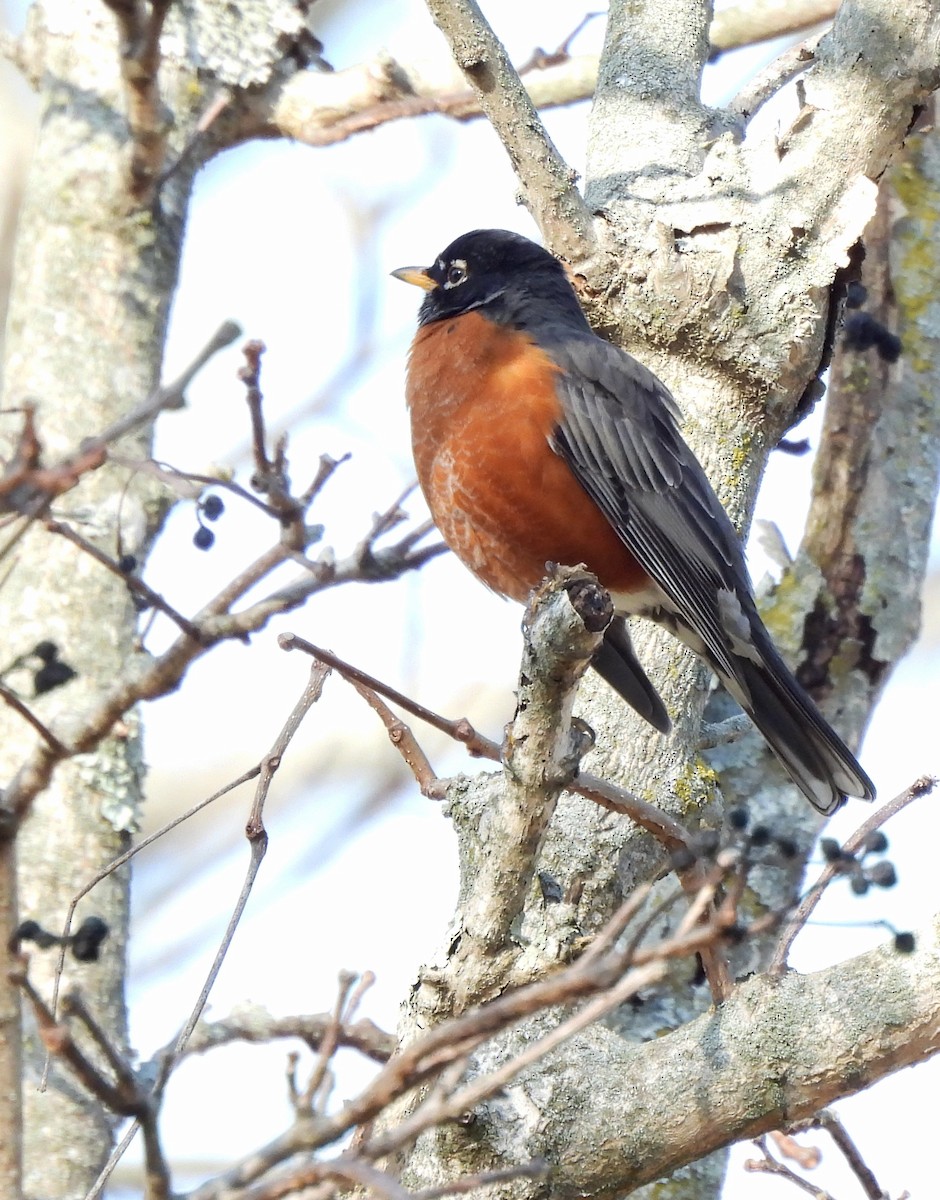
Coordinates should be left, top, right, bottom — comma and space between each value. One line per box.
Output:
719, 634, 875, 815
593, 617, 672, 734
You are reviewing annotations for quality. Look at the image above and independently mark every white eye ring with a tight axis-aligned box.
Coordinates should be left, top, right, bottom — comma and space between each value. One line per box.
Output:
443, 259, 468, 289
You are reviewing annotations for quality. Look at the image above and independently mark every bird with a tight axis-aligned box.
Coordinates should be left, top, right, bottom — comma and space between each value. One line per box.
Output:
392, 229, 875, 814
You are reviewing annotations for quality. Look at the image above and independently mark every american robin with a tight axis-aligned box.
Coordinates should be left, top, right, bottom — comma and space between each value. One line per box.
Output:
393, 229, 875, 813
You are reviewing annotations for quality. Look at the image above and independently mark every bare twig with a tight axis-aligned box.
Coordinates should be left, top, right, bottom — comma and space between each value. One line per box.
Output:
712, 0, 837, 58
241, 1157, 414, 1200
414, 1160, 549, 1200
0, 406, 107, 516
161, 661, 330, 1083
1, 482, 442, 833
771, 775, 936, 972
0, 681, 67, 755
85, 662, 331, 1198
237, 340, 307, 545
345, 676, 442, 798
156, 87, 234, 190
815, 1110, 889, 1200
50, 765, 261, 1028
730, 32, 824, 119
136, 459, 283, 518
101, 0, 173, 202
12, 964, 143, 1117
299, 452, 353, 507
44, 517, 205, 643
279, 635, 692, 852
299, 971, 358, 1114
186, 878, 729, 1200
94, 321, 242, 448
0, 323, 239, 536
744, 1136, 834, 1198
769, 1128, 821, 1170
423, 0, 593, 258
154, 1005, 395, 1065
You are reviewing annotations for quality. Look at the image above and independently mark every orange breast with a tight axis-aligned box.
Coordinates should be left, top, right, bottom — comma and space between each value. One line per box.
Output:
406, 312, 649, 603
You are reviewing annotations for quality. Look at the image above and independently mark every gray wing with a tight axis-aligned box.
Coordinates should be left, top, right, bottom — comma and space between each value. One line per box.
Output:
548, 335, 875, 811
549, 336, 752, 678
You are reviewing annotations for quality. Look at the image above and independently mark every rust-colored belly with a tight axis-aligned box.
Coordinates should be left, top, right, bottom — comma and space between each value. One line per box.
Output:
407, 313, 649, 603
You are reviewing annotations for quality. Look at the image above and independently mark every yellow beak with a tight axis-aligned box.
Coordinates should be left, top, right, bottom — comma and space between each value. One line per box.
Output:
391, 266, 436, 291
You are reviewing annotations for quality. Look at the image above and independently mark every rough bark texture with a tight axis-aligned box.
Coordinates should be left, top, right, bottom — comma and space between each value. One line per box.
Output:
0, 8, 189, 1193
390, 1, 940, 1198
0, 3, 319, 1196
1, 1, 938, 1199
401, 913, 940, 1199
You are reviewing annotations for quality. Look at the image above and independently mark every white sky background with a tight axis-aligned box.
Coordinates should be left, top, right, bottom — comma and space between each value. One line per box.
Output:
7, 1, 940, 1196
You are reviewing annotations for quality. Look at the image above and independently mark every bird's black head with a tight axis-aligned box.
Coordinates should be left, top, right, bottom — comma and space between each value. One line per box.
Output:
392, 228, 590, 335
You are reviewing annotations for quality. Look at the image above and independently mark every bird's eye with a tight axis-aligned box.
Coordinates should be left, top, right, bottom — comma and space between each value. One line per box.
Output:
444, 260, 468, 288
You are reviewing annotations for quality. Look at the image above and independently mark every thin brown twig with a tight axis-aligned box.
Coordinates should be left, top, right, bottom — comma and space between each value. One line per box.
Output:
2, 494, 443, 835
248, 1156, 549, 1200
0, 681, 67, 755
93, 321, 242, 448
769, 1129, 820, 1170
0, 405, 106, 516
241, 340, 272, 473
815, 1110, 888, 1200
136, 458, 282, 518
236, 339, 308, 546
517, 11, 602, 72
161, 662, 331, 1085
346, 676, 442, 797
284, 630, 734, 998
730, 32, 824, 119
770, 775, 936, 972
243, 1157, 414, 1200
101, 0, 173, 201
279, 634, 692, 852
415, 1160, 549, 1200
59, 986, 174, 1198
2, 324, 238, 567
59, 991, 139, 1095
744, 1136, 835, 1198
156, 87, 234, 191
44, 517, 206, 643
342, 971, 376, 1027
154, 1007, 395, 1066
300, 971, 357, 1113
50, 766, 261, 1031
194, 869, 735, 1200
299, 452, 353, 507
358, 884, 725, 1168
12, 963, 142, 1117
85, 663, 331, 1199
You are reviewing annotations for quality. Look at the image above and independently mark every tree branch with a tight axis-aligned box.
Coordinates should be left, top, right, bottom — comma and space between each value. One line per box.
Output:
404, 915, 940, 1198
421, 0, 594, 258
711, 0, 838, 57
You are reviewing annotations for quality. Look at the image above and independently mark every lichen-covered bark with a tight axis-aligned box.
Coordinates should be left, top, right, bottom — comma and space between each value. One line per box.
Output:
0, 3, 317, 1195
0, 10, 192, 1193
392, 3, 940, 1199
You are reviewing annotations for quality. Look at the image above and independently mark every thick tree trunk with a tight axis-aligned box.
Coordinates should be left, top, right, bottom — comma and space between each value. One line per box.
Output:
0, 7, 194, 1194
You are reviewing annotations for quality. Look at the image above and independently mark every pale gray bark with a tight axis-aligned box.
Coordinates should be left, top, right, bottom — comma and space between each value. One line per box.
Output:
391, 1, 940, 1198
400, 914, 940, 1199
1, 2, 938, 1199
0, 3, 319, 1197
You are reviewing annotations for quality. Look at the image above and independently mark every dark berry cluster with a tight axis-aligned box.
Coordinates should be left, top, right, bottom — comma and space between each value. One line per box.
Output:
193, 492, 226, 550
12, 916, 109, 962
842, 283, 902, 363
